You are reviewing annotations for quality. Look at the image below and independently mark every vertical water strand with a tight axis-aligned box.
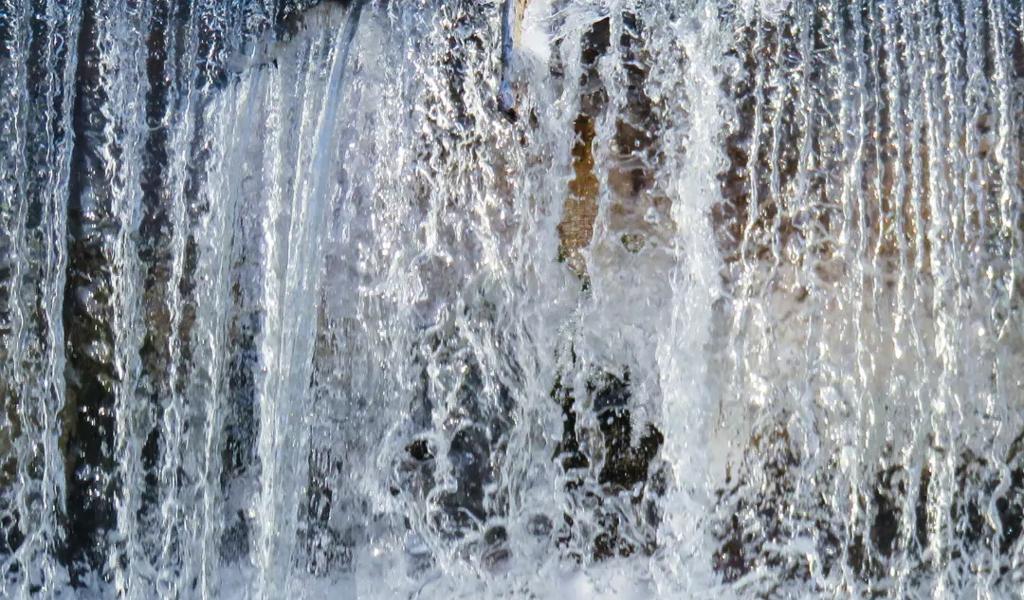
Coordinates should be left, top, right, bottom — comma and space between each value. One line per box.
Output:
405, 6, 506, 586
544, 0, 588, 293
61, 0, 105, 584
131, 0, 195, 592
753, 5, 782, 455
866, 0, 904, 584
938, 0, 968, 393
834, 0, 865, 590
390, 14, 441, 587
986, 0, 1024, 584
22, 0, 80, 593
587, 4, 622, 273
802, 0, 835, 585
879, 2, 920, 592
988, 0, 1021, 347
896, 1, 935, 590
137, 0, 181, 590
214, 17, 292, 591
491, 8, 537, 587
350, 13, 426, 588
0, 0, 29, 571
964, 0, 992, 355
962, 4, 1014, 585
0, 0, 27, 590
553, 1, 601, 571
300, 26, 373, 568
963, 0, 996, 498
504, 3, 580, 587
762, 3, 786, 358
176, 2, 240, 594
183, 79, 243, 598
418, 4, 497, 586
225, 0, 299, 577
279, 7, 360, 586
180, 2, 254, 594
249, 28, 292, 597
397, 7, 461, 583
826, 0, 856, 585
252, 8, 357, 594
865, 0, 885, 370
8, 3, 42, 590
855, 0, 885, 589
1017, 0, 1024, 319
0, 0, 34, 591
28, 0, 64, 589
107, 0, 153, 593
784, 8, 832, 588
916, 0, 957, 590
60, 0, 147, 587
763, 6, 806, 586
937, 0, 990, 588
458, 3, 530, 585
906, 20, 932, 498
201, 5, 294, 584
413, 6, 451, 273
850, 8, 878, 583
864, 18, 906, 588
704, 2, 753, 590
936, 1, 973, 510
0, 0, 29, 434
1014, 10, 1024, 568
310, 6, 401, 587
730, 6, 766, 437
653, 0, 725, 592
713, 11, 744, 535
811, 0, 845, 587
210, 0, 290, 580
791, 1, 830, 590
746, 3, 778, 466
251, 23, 320, 594
150, 2, 201, 594
0, 0, 81, 595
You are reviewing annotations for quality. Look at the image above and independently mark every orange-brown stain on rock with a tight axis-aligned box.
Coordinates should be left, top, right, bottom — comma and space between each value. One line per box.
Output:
559, 114, 600, 275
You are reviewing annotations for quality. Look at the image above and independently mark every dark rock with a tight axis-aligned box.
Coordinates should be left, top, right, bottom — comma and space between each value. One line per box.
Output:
552, 367, 663, 561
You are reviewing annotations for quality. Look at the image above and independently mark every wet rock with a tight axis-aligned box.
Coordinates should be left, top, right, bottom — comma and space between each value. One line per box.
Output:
552, 368, 663, 561
302, 526, 350, 577
481, 525, 511, 570
713, 422, 1024, 592
220, 510, 251, 564
437, 424, 493, 536
712, 421, 839, 590
556, 14, 661, 278
526, 513, 553, 538
390, 331, 513, 556
394, 436, 437, 501
301, 447, 351, 576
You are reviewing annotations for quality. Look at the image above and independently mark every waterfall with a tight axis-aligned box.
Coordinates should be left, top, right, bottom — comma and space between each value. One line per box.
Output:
1, 0, 1022, 597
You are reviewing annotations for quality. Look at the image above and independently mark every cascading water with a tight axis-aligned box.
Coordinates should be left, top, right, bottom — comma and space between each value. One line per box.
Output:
1, 0, 1022, 597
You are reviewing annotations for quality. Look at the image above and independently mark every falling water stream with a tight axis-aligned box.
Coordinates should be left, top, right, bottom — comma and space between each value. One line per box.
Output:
1, 0, 1023, 597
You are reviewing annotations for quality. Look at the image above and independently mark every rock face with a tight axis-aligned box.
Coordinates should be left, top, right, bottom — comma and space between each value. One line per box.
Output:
555, 14, 662, 278
714, 422, 1024, 593
559, 113, 600, 274
552, 368, 664, 561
